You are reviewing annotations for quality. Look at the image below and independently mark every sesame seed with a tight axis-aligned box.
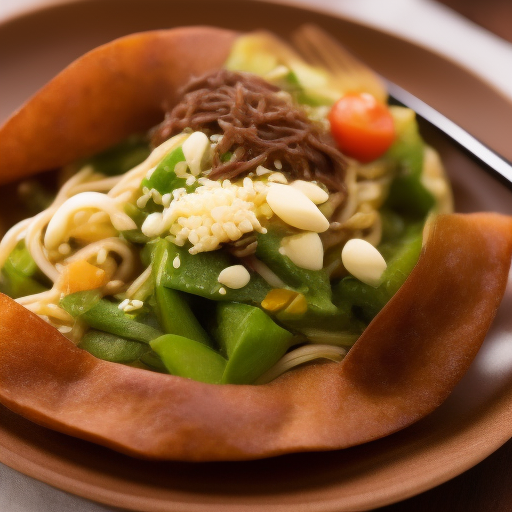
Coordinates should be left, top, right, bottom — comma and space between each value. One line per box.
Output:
268, 172, 288, 184
174, 161, 188, 178
161, 193, 171, 207
137, 194, 150, 208
118, 299, 129, 310
96, 247, 108, 265
173, 187, 187, 199
145, 166, 157, 180
58, 243, 71, 255
151, 188, 163, 205
120, 299, 144, 312
256, 166, 272, 176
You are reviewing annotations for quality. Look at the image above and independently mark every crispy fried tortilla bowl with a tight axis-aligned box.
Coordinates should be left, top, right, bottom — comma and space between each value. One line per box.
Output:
0, 27, 238, 185
1, 27, 512, 462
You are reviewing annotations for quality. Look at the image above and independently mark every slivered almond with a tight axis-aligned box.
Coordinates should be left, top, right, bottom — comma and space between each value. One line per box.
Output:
266, 184, 329, 232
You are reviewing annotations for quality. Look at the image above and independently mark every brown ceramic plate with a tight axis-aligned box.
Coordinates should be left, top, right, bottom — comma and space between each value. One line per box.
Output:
1, 1, 512, 511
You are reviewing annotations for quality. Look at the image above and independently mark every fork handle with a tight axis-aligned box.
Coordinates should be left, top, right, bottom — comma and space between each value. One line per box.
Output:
385, 80, 512, 188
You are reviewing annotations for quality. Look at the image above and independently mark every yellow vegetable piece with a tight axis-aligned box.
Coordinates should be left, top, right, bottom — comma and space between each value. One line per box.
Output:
58, 260, 109, 295
283, 293, 308, 315
261, 288, 297, 312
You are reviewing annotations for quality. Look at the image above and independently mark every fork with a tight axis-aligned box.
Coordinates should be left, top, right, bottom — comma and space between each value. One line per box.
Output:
292, 24, 388, 103
291, 24, 512, 187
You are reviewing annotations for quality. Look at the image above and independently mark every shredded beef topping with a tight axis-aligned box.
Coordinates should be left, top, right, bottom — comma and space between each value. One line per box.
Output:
152, 70, 346, 192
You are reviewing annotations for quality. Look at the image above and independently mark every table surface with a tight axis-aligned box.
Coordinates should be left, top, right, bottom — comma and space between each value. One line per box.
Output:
1, 1, 512, 511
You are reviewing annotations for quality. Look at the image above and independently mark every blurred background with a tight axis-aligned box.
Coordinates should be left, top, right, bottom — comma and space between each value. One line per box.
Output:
437, 0, 511, 42
1, 0, 511, 104
0, 1, 511, 512
3, 0, 511, 42
2, 0, 512, 43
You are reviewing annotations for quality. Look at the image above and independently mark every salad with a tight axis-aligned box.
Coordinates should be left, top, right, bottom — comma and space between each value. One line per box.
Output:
0, 32, 452, 385
0, 27, 510, 461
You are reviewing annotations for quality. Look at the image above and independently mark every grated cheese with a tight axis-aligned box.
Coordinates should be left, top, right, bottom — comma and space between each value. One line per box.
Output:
141, 177, 271, 254
118, 298, 144, 312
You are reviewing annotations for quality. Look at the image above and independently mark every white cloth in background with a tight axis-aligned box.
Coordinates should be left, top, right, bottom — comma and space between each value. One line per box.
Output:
0, 464, 116, 512
0, 0, 511, 511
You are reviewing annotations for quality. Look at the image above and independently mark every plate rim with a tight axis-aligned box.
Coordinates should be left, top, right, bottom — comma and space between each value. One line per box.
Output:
1, 1, 512, 511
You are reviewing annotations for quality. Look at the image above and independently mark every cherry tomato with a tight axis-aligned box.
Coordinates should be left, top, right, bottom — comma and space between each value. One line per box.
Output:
328, 92, 395, 163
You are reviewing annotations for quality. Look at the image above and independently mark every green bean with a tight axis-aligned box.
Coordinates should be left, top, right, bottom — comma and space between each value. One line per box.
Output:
78, 330, 148, 363
0, 241, 49, 299
213, 302, 293, 384
60, 292, 162, 343
334, 223, 423, 322
151, 239, 212, 345
385, 111, 435, 218
142, 146, 196, 196
255, 227, 337, 315
161, 241, 271, 304
150, 334, 227, 384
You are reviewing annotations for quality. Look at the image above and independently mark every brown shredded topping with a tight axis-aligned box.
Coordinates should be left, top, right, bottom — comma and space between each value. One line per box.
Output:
152, 70, 346, 192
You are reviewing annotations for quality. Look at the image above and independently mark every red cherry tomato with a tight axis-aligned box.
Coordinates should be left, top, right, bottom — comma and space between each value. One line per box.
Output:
328, 92, 395, 163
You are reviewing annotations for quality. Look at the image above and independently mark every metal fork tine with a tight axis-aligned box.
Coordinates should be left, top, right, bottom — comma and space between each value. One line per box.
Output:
293, 25, 347, 71
292, 24, 388, 103
294, 25, 512, 187
300, 24, 379, 76
292, 34, 326, 71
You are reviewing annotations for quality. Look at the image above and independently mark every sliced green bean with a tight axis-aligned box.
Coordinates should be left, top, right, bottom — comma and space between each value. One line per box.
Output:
150, 334, 227, 384
78, 330, 148, 363
385, 109, 435, 218
151, 239, 212, 345
0, 241, 49, 299
255, 227, 337, 315
142, 146, 196, 196
213, 302, 293, 384
161, 242, 271, 305
334, 223, 423, 322
61, 292, 162, 344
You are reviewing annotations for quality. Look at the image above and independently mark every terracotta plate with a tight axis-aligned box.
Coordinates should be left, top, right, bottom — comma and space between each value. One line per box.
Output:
1, 1, 512, 511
